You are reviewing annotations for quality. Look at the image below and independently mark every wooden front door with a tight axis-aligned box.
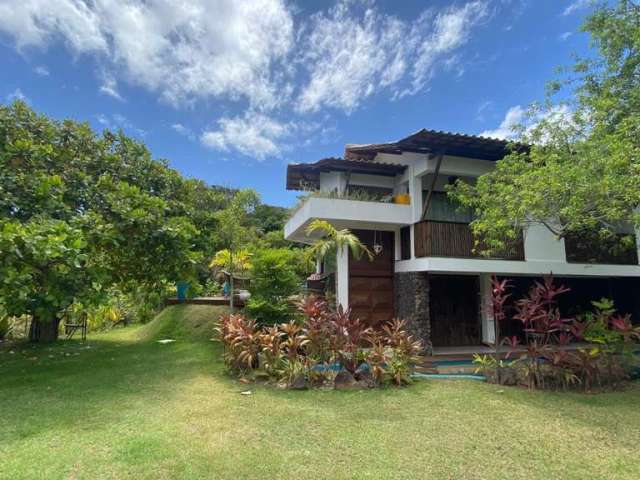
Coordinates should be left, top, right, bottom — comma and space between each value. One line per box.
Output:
348, 230, 394, 327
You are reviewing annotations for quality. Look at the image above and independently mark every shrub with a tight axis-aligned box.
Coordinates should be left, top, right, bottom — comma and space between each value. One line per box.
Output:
218, 313, 261, 373
477, 275, 640, 391
245, 248, 300, 325
217, 296, 423, 389
0, 317, 10, 340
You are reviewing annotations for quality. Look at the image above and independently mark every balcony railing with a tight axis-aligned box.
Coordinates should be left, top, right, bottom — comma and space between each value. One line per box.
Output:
284, 196, 412, 241
565, 232, 638, 265
414, 220, 525, 260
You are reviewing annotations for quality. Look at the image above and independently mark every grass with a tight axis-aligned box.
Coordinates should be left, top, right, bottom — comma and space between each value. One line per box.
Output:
1, 305, 640, 480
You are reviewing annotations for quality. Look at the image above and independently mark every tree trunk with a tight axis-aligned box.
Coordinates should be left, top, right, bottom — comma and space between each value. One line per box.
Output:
29, 317, 61, 343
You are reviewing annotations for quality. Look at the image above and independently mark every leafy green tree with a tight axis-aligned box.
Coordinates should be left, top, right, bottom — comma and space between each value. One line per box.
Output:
212, 189, 259, 310
0, 218, 100, 342
0, 102, 212, 340
250, 204, 289, 234
0, 101, 292, 339
245, 248, 301, 325
449, 1, 640, 254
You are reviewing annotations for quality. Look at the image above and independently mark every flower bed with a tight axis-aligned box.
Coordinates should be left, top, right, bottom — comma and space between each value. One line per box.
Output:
217, 296, 423, 389
475, 276, 640, 391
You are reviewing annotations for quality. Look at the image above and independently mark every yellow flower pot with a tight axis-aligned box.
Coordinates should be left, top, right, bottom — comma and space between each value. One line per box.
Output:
394, 194, 411, 205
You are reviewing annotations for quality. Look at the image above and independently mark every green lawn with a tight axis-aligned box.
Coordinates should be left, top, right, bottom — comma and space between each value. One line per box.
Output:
1, 305, 639, 480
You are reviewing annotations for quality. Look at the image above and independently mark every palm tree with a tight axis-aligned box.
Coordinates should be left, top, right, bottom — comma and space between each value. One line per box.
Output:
305, 220, 373, 300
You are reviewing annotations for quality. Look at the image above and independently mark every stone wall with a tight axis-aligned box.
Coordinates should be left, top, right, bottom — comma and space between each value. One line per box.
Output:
394, 272, 431, 353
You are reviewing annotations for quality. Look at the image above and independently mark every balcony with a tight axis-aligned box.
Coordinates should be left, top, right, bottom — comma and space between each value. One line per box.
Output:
284, 196, 412, 243
414, 220, 525, 260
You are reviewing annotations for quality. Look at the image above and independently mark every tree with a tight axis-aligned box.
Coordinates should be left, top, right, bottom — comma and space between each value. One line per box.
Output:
0, 101, 295, 340
306, 220, 373, 264
305, 220, 372, 298
449, 1, 640, 255
210, 249, 252, 278
0, 218, 100, 342
0, 101, 215, 341
245, 248, 300, 325
212, 189, 259, 310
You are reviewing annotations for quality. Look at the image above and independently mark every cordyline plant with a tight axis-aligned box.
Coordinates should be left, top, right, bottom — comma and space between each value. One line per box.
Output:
514, 276, 572, 342
217, 314, 261, 373
477, 274, 640, 391
216, 295, 423, 388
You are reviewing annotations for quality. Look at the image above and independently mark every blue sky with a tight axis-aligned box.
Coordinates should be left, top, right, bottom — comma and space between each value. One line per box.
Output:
0, 0, 595, 207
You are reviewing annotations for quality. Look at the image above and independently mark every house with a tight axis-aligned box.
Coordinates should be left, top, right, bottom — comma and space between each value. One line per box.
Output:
284, 129, 640, 354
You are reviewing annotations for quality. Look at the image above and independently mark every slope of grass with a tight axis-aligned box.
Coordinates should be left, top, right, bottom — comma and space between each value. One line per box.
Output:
1, 305, 639, 480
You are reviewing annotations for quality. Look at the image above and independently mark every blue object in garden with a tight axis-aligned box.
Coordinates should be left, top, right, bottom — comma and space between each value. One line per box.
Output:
222, 280, 231, 297
176, 281, 189, 301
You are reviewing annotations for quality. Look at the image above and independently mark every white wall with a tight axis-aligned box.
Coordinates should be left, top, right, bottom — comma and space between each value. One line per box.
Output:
524, 224, 566, 263
408, 163, 424, 260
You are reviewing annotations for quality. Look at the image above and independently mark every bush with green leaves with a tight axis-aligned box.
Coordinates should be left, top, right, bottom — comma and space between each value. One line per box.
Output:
245, 248, 301, 325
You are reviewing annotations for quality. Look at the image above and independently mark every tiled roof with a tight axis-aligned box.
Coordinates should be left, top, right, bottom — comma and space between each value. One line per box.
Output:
286, 157, 406, 191
345, 128, 526, 161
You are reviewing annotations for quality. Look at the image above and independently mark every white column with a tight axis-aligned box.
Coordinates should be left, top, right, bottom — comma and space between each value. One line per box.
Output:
408, 166, 423, 259
336, 245, 349, 310
394, 228, 401, 261
479, 273, 495, 344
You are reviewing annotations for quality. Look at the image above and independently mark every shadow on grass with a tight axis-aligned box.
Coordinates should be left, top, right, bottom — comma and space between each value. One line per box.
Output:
0, 305, 230, 443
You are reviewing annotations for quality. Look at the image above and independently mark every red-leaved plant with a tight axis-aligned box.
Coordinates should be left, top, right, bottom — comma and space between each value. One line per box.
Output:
217, 295, 423, 388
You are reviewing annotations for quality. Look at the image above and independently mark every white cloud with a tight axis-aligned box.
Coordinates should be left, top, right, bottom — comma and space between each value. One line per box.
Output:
480, 104, 573, 140
296, 3, 407, 113
6, 88, 29, 103
562, 0, 591, 16
99, 75, 123, 101
172, 123, 195, 141
408, 1, 489, 95
0, 0, 496, 159
0, 0, 294, 109
480, 105, 525, 139
0, 0, 106, 52
34, 65, 49, 76
296, 0, 489, 113
559, 31, 573, 41
95, 113, 146, 137
201, 112, 296, 160
476, 99, 493, 121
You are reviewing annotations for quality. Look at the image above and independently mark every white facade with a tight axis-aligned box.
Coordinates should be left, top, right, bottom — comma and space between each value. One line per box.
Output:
287, 151, 640, 271
284, 150, 640, 326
